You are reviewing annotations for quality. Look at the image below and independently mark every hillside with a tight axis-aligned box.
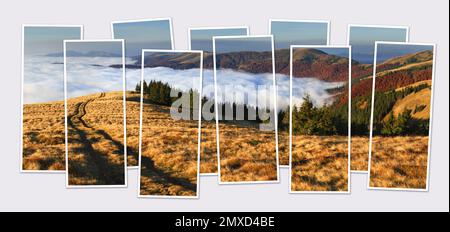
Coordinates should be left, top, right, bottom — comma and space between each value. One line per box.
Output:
351, 49, 434, 99
140, 51, 273, 74
66, 92, 126, 185
377, 50, 433, 72
119, 48, 359, 82
136, 90, 278, 189
291, 135, 349, 192
22, 100, 66, 170
370, 135, 429, 189
290, 48, 351, 82
374, 64, 432, 93
385, 85, 431, 121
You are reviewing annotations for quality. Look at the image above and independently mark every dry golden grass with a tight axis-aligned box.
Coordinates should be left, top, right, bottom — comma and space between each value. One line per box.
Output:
369, 136, 429, 189
128, 91, 215, 173
218, 123, 278, 182
139, 100, 200, 196
22, 101, 66, 171
199, 122, 218, 174
350, 136, 370, 171
66, 92, 125, 186
278, 132, 290, 166
388, 88, 431, 120
291, 135, 348, 192
139, 92, 278, 191
124, 92, 141, 166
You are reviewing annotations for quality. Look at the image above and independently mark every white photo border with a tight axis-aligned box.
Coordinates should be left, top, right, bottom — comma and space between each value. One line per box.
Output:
269, 19, 331, 169
137, 49, 203, 199
20, 24, 84, 174
289, 45, 351, 194
346, 24, 410, 174
63, 39, 128, 188
213, 35, 280, 185
110, 17, 175, 169
188, 26, 250, 176
367, 41, 436, 192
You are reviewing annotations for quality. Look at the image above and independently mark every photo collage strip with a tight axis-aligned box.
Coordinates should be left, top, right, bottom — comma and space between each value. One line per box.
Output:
20, 19, 436, 197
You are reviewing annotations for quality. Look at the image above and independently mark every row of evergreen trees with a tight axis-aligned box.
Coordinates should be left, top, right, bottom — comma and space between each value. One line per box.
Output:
371, 84, 430, 136
278, 83, 430, 136
350, 84, 431, 136
134, 80, 429, 136
279, 96, 348, 136
136, 80, 174, 106
378, 109, 429, 136
135, 80, 273, 124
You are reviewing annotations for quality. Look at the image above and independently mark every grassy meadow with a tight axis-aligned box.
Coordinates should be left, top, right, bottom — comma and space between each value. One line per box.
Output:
22, 102, 66, 170
369, 136, 429, 189
138, 90, 200, 196
289, 47, 350, 192
218, 122, 278, 182
368, 47, 434, 190
66, 91, 125, 186
291, 135, 348, 192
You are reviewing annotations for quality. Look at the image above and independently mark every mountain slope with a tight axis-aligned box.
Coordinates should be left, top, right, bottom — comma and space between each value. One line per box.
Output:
374, 50, 433, 74
351, 49, 434, 99
289, 48, 351, 82
124, 48, 355, 82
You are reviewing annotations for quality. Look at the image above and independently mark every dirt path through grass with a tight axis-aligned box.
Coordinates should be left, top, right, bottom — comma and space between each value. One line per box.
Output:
67, 92, 125, 185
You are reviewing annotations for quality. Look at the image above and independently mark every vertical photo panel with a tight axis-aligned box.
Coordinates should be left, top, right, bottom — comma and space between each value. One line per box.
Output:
290, 46, 350, 193
112, 18, 173, 167
270, 19, 329, 166
347, 25, 408, 172
21, 25, 83, 172
138, 50, 202, 198
189, 26, 249, 175
64, 40, 126, 187
369, 42, 435, 191
213, 35, 279, 184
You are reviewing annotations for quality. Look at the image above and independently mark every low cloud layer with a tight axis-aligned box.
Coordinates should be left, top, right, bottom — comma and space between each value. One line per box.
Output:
65, 57, 124, 99
24, 56, 343, 111
23, 56, 65, 104
279, 74, 344, 110
130, 67, 201, 93
130, 67, 343, 111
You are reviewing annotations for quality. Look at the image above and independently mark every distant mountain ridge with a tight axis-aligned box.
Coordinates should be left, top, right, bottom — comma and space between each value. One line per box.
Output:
119, 48, 354, 81
47, 51, 122, 58
288, 48, 352, 82
375, 50, 433, 73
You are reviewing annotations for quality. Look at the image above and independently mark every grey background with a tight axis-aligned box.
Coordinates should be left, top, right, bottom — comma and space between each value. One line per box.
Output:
0, 0, 448, 212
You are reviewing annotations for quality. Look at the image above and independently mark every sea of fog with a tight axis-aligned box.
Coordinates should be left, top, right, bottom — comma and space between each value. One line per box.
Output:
65, 57, 124, 99
23, 55, 126, 103
24, 55, 344, 109
127, 68, 344, 110
23, 55, 65, 104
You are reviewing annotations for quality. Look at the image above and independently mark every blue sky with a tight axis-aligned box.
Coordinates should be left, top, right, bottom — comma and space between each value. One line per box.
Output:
113, 20, 172, 58
24, 26, 81, 56
65, 41, 123, 55
190, 28, 248, 53
349, 26, 407, 64
376, 44, 433, 64
215, 37, 272, 53
271, 21, 328, 49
